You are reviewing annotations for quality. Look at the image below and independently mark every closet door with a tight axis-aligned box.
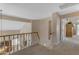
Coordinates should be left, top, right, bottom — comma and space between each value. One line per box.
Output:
66, 22, 73, 37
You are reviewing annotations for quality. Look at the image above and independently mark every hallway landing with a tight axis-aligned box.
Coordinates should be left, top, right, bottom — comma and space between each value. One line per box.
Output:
12, 44, 79, 55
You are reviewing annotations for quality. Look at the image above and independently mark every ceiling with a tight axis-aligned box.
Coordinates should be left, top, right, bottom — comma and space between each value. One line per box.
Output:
0, 3, 61, 19
0, 3, 79, 20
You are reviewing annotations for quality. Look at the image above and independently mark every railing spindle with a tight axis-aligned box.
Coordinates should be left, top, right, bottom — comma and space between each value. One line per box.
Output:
3, 36, 5, 54
17, 35, 19, 51
12, 35, 15, 53
8, 35, 11, 54
26, 34, 27, 47
0, 32, 39, 55
20, 35, 22, 50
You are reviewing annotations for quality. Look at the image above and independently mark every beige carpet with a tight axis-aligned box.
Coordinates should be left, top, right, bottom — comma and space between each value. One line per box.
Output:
12, 44, 79, 55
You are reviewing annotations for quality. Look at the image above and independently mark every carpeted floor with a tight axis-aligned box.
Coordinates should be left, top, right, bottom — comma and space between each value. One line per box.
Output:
12, 44, 79, 55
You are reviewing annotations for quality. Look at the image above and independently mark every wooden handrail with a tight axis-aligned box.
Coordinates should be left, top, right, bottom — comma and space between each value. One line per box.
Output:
0, 32, 39, 37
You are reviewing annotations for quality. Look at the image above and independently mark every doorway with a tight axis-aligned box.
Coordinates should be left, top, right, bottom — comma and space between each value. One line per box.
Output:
61, 16, 79, 45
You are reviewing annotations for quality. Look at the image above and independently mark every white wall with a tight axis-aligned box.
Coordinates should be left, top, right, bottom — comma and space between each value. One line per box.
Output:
51, 13, 61, 47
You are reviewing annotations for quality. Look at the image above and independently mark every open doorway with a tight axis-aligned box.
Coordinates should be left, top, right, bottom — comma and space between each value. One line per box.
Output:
61, 16, 79, 46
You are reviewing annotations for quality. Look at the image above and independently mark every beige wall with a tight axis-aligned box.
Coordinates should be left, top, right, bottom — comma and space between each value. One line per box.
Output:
32, 18, 53, 49
39, 19, 52, 49
32, 20, 40, 45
